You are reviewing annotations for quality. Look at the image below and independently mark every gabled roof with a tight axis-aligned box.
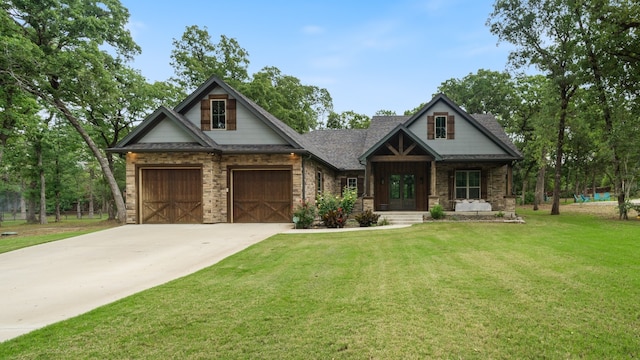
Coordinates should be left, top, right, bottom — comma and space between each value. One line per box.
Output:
112, 76, 522, 167
303, 129, 368, 170
405, 93, 523, 159
174, 75, 306, 150
363, 115, 409, 151
108, 106, 219, 153
358, 123, 443, 162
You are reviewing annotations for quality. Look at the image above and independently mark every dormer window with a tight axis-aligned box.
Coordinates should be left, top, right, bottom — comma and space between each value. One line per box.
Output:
211, 99, 226, 129
435, 115, 447, 139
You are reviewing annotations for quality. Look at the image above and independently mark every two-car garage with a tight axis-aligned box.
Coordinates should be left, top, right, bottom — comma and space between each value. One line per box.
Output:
138, 167, 292, 224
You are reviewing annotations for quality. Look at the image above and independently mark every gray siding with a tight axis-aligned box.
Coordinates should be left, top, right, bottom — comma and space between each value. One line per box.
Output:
139, 117, 194, 143
183, 88, 287, 145
408, 103, 506, 155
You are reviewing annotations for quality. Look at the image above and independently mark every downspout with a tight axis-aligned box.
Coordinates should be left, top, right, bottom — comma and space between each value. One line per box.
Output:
359, 158, 367, 212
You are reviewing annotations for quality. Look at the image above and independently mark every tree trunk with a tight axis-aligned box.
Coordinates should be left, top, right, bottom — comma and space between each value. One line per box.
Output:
89, 168, 95, 219
20, 187, 26, 220
550, 79, 577, 215
38, 145, 47, 225
53, 98, 126, 223
54, 157, 61, 222
617, 161, 628, 220
533, 165, 546, 211
55, 192, 61, 223
26, 181, 37, 223
551, 95, 569, 215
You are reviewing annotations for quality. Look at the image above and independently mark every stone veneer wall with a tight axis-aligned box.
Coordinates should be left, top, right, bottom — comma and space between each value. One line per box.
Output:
435, 163, 509, 211
301, 159, 336, 204
126, 152, 304, 224
125, 152, 216, 224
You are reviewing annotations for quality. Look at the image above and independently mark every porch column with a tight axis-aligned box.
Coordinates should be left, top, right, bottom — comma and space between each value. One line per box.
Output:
506, 164, 513, 195
430, 161, 437, 195
366, 161, 373, 197
428, 160, 440, 210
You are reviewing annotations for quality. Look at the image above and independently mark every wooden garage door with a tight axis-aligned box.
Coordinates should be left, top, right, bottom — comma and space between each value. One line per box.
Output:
233, 170, 292, 223
140, 168, 203, 224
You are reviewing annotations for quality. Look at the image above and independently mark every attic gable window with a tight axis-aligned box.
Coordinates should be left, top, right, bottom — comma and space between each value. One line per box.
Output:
427, 112, 455, 140
211, 99, 226, 129
435, 115, 447, 139
200, 94, 237, 131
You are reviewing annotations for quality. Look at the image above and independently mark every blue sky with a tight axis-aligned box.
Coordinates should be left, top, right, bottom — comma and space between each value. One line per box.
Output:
121, 0, 511, 116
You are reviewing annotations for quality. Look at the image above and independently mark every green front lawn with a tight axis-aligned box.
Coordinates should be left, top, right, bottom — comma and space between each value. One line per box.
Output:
0, 217, 117, 254
1, 211, 639, 359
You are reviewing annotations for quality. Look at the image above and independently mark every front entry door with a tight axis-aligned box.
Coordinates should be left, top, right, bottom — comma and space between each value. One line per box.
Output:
389, 174, 416, 210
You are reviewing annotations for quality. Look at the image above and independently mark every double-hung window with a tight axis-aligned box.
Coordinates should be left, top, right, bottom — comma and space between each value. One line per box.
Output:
211, 99, 226, 129
455, 170, 481, 199
435, 115, 447, 139
347, 177, 357, 192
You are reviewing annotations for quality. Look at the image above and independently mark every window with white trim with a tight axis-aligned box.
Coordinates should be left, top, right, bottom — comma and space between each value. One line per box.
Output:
435, 115, 447, 139
211, 99, 226, 129
455, 170, 481, 199
347, 177, 357, 192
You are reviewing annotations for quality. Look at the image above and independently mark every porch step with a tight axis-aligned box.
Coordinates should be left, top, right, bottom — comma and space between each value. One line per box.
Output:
375, 211, 425, 225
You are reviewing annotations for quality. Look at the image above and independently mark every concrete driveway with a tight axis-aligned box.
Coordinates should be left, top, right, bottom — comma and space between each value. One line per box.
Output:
0, 223, 290, 342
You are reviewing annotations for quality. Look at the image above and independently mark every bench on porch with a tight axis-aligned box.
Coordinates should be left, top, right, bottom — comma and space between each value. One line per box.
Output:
454, 199, 492, 212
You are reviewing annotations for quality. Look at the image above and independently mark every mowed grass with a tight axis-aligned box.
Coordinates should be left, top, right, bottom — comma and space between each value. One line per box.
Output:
1, 211, 639, 359
0, 218, 117, 254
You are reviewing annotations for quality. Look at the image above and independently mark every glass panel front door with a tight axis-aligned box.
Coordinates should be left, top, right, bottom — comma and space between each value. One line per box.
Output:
389, 174, 416, 210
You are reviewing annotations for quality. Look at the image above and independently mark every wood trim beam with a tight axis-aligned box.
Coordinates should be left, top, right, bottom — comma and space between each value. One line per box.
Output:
402, 143, 417, 155
371, 155, 432, 162
385, 143, 400, 156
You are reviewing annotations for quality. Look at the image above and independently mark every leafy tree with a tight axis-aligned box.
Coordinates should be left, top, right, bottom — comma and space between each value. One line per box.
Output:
570, 0, 640, 218
1, 0, 140, 223
375, 110, 397, 116
241, 67, 332, 133
79, 65, 182, 218
170, 26, 250, 90
489, 0, 581, 215
326, 111, 370, 129
508, 75, 557, 209
170, 26, 333, 133
437, 69, 515, 120
404, 104, 424, 116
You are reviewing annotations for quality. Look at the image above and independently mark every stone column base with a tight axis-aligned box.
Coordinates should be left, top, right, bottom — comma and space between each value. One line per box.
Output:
428, 196, 440, 210
363, 197, 374, 212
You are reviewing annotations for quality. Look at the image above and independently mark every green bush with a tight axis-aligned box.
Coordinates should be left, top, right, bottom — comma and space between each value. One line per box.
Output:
292, 200, 316, 229
316, 187, 358, 228
430, 204, 445, 220
354, 210, 380, 227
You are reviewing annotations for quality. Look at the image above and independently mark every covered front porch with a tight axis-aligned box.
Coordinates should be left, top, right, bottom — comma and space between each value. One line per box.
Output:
358, 124, 517, 215
370, 161, 437, 212
359, 127, 442, 212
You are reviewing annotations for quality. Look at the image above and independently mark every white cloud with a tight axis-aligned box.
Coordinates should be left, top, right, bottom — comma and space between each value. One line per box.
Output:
302, 25, 325, 35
